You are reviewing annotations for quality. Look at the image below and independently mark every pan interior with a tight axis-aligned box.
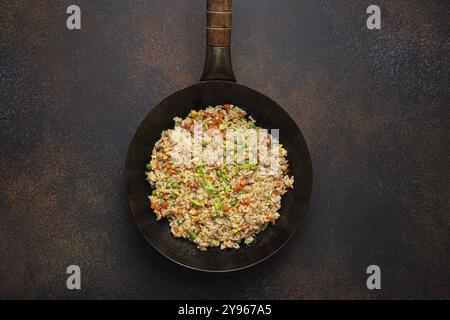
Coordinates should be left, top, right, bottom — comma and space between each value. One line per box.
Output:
126, 81, 312, 272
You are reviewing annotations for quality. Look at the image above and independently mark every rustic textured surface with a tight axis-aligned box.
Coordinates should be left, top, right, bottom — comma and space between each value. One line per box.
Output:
0, 0, 449, 299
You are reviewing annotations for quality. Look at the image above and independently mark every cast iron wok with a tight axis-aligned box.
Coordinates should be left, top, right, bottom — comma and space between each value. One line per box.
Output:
126, 0, 312, 272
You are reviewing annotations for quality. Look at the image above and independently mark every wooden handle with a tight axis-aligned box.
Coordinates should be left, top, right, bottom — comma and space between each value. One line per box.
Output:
206, 0, 232, 47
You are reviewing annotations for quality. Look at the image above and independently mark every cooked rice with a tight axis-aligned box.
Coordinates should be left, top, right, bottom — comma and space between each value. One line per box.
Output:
145, 104, 294, 250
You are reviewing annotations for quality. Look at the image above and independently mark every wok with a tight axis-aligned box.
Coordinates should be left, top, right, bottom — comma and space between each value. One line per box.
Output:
126, 0, 312, 272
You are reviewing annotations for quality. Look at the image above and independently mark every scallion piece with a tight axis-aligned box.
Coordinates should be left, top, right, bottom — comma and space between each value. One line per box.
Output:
213, 199, 224, 210
230, 198, 238, 206
189, 198, 203, 208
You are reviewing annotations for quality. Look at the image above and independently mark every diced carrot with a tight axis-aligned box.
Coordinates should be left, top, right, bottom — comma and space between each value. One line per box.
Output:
151, 201, 159, 210
223, 206, 230, 212
267, 136, 272, 148
161, 201, 169, 209
182, 119, 193, 131
212, 118, 221, 126
235, 178, 247, 192
166, 164, 177, 175
173, 226, 180, 233
188, 182, 199, 190
191, 210, 200, 216
241, 198, 251, 206
203, 113, 210, 119
182, 123, 190, 130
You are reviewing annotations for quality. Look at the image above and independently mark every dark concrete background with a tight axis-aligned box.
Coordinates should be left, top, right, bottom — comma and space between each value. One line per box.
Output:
0, 0, 448, 299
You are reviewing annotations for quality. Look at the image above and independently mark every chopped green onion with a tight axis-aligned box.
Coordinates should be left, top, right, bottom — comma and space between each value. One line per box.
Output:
216, 170, 226, 181
206, 186, 219, 195
145, 163, 151, 171
213, 199, 224, 210
190, 233, 197, 240
171, 194, 177, 199
169, 181, 180, 188
210, 213, 217, 219
202, 140, 208, 148
189, 198, 204, 208
242, 163, 258, 170
222, 183, 232, 193
230, 198, 239, 206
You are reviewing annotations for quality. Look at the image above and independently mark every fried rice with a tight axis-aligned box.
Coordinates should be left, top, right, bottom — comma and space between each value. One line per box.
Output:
145, 104, 294, 250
